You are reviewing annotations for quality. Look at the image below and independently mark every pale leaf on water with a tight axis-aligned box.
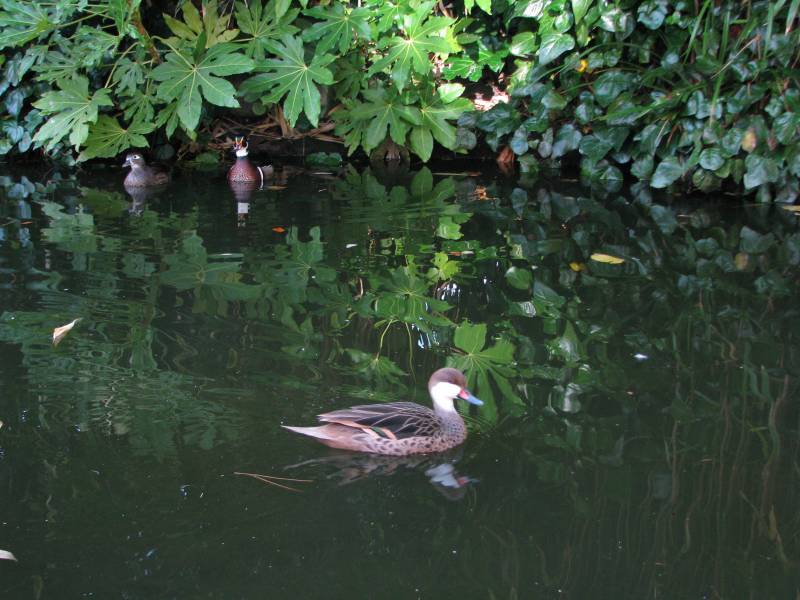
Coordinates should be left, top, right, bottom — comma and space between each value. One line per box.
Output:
52, 318, 80, 346
780, 205, 800, 213
0, 549, 17, 561
590, 253, 625, 264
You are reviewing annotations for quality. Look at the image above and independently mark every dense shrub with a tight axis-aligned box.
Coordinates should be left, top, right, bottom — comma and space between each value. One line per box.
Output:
0, 0, 798, 197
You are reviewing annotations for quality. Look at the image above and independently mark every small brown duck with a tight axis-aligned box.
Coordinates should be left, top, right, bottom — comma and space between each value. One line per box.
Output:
283, 368, 483, 456
228, 137, 273, 184
122, 153, 170, 187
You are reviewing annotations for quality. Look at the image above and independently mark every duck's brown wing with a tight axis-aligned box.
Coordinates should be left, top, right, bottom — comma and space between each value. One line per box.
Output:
318, 402, 440, 439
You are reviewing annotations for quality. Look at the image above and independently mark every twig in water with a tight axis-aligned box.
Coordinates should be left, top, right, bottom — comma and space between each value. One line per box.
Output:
234, 471, 313, 493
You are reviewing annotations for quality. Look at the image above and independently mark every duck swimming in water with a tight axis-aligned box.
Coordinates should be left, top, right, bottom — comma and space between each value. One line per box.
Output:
227, 136, 273, 185
283, 368, 483, 456
122, 153, 170, 187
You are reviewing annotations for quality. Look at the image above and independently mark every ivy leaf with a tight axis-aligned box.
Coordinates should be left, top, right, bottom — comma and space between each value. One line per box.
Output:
571, 0, 591, 24
32, 76, 112, 151
78, 115, 155, 161
235, 0, 299, 61
239, 35, 334, 127
302, 3, 371, 54
538, 32, 575, 65
593, 70, 635, 107
151, 42, 254, 132
368, 5, 455, 91
651, 157, 684, 188
743, 154, 779, 189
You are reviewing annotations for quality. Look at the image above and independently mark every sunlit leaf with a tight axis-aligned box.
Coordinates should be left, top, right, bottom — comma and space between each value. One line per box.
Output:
368, 5, 455, 91
302, 3, 371, 54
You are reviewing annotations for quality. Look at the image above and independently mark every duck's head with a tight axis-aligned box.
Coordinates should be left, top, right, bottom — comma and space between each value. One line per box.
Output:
428, 367, 483, 412
232, 136, 249, 157
123, 153, 145, 169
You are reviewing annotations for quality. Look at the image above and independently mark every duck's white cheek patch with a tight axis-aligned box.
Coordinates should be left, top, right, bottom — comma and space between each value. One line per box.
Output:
430, 381, 461, 412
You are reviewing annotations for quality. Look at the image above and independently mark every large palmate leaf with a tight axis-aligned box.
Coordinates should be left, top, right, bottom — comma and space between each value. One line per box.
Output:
302, 3, 371, 54
368, 3, 456, 91
163, 0, 239, 49
239, 35, 334, 127
0, 0, 65, 49
151, 42, 254, 132
78, 115, 154, 161
235, 0, 299, 60
32, 76, 113, 151
410, 85, 472, 160
332, 87, 418, 155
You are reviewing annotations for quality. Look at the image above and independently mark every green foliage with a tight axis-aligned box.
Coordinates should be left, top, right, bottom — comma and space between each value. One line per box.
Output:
0, 0, 798, 190
32, 76, 112, 151
240, 34, 334, 127
152, 42, 254, 132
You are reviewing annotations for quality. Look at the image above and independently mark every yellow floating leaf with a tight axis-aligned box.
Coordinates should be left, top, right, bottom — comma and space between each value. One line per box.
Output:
576, 59, 588, 73
52, 318, 80, 347
781, 205, 800, 213
0, 549, 17, 562
569, 262, 585, 272
266, 185, 286, 191
590, 253, 625, 265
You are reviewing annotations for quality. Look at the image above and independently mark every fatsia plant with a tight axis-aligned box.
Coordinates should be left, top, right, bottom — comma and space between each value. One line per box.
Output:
152, 42, 254, 134
334, 83, 472, 161
239, 34, 334, 128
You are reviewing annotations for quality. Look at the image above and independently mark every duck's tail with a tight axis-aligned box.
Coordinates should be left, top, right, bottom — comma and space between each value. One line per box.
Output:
257, 165, 274, 186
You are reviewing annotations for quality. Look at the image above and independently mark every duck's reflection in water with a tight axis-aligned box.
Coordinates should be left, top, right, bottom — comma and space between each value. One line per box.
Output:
228, 181, 259, 227
286, 447, 477, 501
124, 184, 166, 215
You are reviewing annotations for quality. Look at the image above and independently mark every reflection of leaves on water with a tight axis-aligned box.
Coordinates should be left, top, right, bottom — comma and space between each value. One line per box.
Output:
370, 267, 452, 330
40, 201, 97, 254
162, 232, 264, 313
447, 321, 523, 425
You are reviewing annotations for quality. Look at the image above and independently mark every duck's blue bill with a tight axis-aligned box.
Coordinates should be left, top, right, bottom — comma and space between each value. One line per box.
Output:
458, 389, 484, 406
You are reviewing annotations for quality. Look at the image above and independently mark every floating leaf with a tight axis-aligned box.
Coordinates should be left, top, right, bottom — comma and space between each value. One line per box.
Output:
590, 253, 625, 264
780, 205, 800, 213
52, 318, 80, 346
569, 262, 585, 272
0, 549, 17, 562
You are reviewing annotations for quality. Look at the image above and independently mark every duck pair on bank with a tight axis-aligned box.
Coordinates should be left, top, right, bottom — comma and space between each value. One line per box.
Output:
122, 137, 273, 187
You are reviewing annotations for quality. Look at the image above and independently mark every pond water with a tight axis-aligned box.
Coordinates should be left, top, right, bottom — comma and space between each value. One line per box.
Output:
0, 165, 798, 599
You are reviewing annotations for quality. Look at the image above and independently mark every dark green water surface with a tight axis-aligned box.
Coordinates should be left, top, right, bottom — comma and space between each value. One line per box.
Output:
0, 167, 798, 599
